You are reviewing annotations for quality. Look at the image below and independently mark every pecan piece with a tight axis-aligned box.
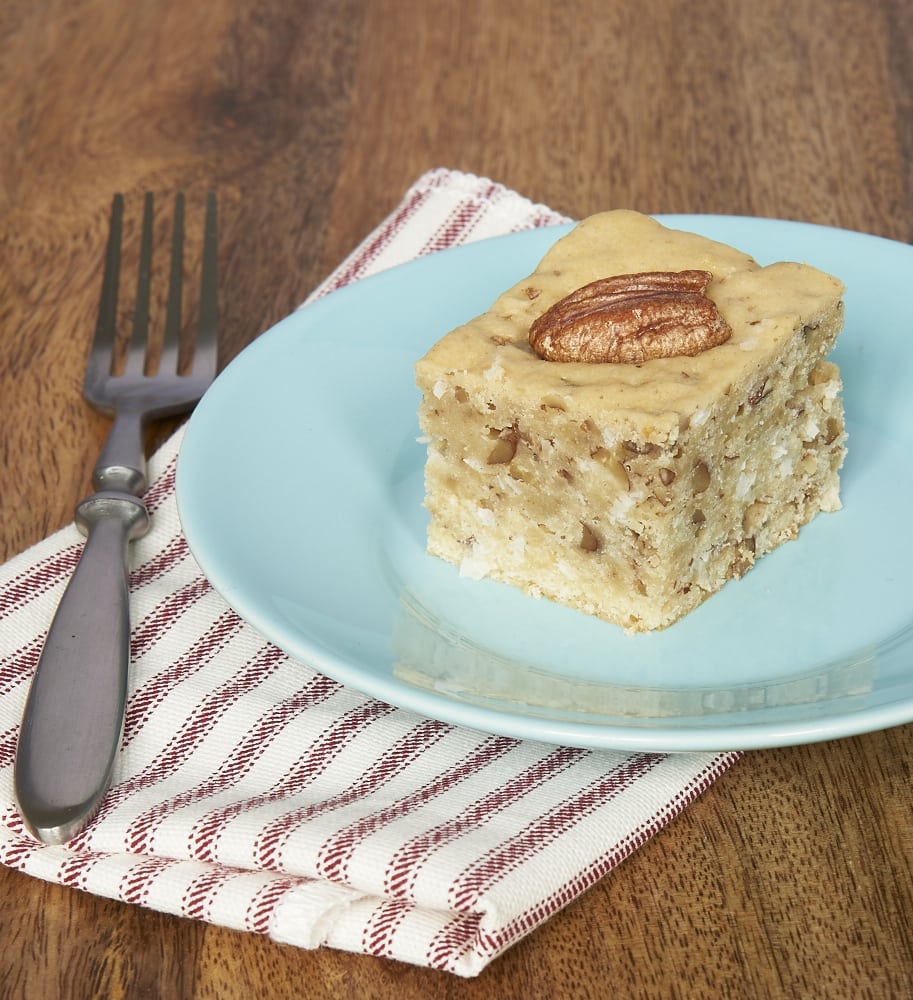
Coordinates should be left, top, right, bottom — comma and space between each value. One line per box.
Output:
528, 270, 732, 364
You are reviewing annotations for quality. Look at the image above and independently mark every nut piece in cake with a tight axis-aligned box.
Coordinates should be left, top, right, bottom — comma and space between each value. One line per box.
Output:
528, 269, 732, 364
414, 210, 847, 634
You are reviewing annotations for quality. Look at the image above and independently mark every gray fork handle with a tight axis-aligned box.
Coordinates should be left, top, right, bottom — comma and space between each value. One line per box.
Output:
14, 492, 150, 844
93, 410, 147, 495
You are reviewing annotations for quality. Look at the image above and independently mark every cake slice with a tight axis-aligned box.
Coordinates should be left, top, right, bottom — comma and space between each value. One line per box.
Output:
414, 211, 846, 634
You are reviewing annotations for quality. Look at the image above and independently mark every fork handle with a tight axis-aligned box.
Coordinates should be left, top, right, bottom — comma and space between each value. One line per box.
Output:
14, 492, 150, 844
93, 410, 147, 495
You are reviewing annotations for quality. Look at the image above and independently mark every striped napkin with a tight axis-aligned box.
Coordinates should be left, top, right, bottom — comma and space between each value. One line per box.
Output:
0, 169, 739, 977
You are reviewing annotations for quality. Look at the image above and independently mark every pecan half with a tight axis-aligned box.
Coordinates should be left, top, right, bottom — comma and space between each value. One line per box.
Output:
528, 270, 732, 364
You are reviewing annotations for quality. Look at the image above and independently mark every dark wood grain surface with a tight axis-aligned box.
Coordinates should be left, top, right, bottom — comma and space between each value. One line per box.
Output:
2, 1, 912, 996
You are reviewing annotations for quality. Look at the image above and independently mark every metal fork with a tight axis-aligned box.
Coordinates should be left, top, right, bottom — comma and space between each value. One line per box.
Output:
14, 192, 219, 845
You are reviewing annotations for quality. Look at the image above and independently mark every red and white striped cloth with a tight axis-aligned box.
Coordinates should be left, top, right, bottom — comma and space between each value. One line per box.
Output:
0, 170, 739, 977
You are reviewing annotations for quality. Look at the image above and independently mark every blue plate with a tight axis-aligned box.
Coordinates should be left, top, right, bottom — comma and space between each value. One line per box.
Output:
177, 216, 913, 751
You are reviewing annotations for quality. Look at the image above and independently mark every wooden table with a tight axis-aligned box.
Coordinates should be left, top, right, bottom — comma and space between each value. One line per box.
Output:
2, 1, 912, 996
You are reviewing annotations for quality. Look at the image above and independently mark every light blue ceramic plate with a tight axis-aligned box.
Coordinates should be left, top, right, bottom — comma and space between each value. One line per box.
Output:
176, 216, 913, 751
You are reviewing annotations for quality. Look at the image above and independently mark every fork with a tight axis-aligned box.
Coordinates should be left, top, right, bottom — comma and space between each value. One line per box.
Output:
14, 191, 219, 845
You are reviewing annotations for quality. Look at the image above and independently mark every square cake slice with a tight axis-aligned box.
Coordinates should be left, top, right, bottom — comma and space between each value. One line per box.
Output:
415, 211, 846, 633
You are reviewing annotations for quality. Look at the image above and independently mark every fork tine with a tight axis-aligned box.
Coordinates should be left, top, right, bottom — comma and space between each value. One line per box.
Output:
84, 194, 124, 395
124, 192, 155, 377
159, 193, 185, 375
192, 190, 219, 380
